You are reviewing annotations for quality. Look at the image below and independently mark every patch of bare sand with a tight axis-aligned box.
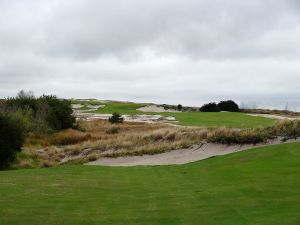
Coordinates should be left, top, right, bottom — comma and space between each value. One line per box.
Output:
248, 113, 300, 120
138, 105, 180, 113
75, 113, 177, 123
87, 138, 300, 166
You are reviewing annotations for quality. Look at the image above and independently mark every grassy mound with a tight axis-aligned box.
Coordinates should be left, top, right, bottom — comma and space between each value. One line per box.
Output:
1, 142, 300, 225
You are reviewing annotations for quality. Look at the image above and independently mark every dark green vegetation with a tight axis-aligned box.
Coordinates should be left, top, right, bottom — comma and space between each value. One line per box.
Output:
0, 114, 26, 168
0, 91, 76, 167
1, 142, 300, 225
163, 100, 239, 112
2, 91, 76, 133
199, 100, 239, 112
200, 102, 221, 112
218, 100, 239, 112
108, 112, 124, 124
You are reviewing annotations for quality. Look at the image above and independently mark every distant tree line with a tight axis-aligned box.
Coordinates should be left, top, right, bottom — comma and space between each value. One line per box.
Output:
200, 100, 239, 112
0, 90, 76, 168
163, 100, 239, 112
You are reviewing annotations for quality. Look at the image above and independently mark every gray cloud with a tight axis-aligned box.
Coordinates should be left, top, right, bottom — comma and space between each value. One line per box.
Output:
0, 0, 300, 110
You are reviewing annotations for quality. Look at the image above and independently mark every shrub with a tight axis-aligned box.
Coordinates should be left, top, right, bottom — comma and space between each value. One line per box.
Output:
2, 91, 76, 133
177, 104, 183, 111
0, 113, 26, 168
200, 102, 220, 112
108, 113, 124, 124
218, 100, 239, 112
40, 95, 76, 131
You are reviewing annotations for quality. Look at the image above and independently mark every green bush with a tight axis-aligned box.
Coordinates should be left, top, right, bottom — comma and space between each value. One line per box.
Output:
0, 113, 26, 168
218, 100, 239, 112
177, 104, 183, 111
1, 91, 76, 133
40, 95, 76, 131
200, 102, 220, 112
108, 113, 124, 124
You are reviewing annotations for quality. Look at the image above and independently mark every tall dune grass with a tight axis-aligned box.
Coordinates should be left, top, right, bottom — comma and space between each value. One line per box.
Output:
19, 119, 300, 168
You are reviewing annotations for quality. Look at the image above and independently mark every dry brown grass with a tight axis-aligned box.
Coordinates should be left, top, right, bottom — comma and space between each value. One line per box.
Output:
23, 120, 208, 166
21, 119, 300, 168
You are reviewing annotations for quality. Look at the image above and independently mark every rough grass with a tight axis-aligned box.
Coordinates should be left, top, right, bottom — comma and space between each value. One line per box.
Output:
17, 120, 300, 168
21, 120, 206, 167
1, 142, 300, 225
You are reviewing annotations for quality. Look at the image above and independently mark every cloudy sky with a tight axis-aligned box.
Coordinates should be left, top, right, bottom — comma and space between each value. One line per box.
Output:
0, 0, 300, 110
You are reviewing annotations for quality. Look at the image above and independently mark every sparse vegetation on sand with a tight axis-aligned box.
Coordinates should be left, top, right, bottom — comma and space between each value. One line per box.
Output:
1, 142, 300, 225
19, 120, 207, 167
13, 119, 299, 168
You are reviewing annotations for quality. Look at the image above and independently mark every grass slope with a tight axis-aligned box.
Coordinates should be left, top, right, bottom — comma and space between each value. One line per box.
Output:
1, 142, 300, 225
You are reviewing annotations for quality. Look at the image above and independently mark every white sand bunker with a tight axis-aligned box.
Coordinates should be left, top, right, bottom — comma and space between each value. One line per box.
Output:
87, 138, 300, 166
72, 104, 84, 109
75, 113, 176, 123
138, 105, 180, 113
248, 113, 300, 120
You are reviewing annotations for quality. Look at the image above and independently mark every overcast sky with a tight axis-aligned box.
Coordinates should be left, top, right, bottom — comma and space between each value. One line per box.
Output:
0, 0, 299, 110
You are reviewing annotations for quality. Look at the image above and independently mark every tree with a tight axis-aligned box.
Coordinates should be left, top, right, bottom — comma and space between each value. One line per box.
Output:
2, 92, 76, 133
0, 113, 26, 168
40, 95, 76, 130
109, 113, 124, 124
200, 102, 220, 112
218, 100, 239, 112
177, 104, 183, 111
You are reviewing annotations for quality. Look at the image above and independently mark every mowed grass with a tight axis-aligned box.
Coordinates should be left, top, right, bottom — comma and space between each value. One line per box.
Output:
1, 142, 300, 225
86, 101, 274, 128
163, 112, 275, 128
91, 101, 148, 115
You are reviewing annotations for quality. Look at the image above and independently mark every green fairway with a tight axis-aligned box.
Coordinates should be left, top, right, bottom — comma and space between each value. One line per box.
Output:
1, 142, 300, 225
163, 112, 275, 128
91, 101, 147, 115
78, 101, 274, 128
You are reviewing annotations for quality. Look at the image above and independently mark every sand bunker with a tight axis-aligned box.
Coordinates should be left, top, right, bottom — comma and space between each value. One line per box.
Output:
87, 138, 300, 166
248, 113, 300, 120
75, 112, 176, 123
138, 105, 180, 113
